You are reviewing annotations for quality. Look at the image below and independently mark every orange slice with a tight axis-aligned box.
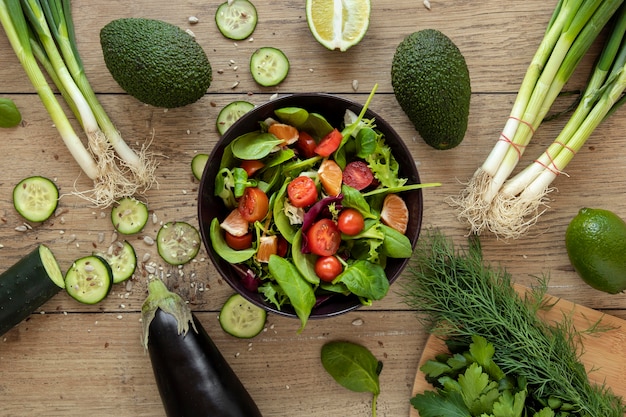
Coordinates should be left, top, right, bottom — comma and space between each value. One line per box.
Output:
268, 123, 299, 145
318, 159, 343, 196
380, 194, 409, 234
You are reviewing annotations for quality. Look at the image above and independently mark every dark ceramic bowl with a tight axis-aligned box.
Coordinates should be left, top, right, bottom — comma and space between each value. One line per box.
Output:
198, 93, 423, 318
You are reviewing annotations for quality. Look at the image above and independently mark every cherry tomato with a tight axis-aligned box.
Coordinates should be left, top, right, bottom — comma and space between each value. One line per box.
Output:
287, 176, 318, 208
297, 131, 317, 158
337, 208, 365, 236
241, 160, 264, 177
225, 231, 253, 250
315, 256, 343, 282
277, 235, 289, 257
342, 160, 374, 190
238, 187, 269, 222
307, 218, 341, 256
314, 128, 342, 157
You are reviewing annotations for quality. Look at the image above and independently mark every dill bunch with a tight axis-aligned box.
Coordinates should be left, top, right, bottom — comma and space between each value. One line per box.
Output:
399, 230, 625, 417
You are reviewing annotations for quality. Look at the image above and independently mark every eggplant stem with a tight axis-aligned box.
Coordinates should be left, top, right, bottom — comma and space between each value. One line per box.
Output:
141, 275, 197, 349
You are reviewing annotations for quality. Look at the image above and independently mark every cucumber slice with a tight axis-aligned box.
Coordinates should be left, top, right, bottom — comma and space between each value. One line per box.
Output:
191, 153, 209, 181
12, 176, 58, 223
94, 240, 137, 284
219, 293, 267, 338
157, 221, 201, 265
65, 255, 113, 304
111, 197, 149, 235
215, 0, 258, 40
250, 47, 290, 87
216, 101, 254, 135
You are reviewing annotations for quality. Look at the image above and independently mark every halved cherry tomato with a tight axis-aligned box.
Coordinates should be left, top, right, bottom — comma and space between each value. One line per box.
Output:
314, 128, 342, 157
297, 131, 317, 158
225, 231, 253, 250
307, 218, 341, 256
342, 160, 374, 190
315, 256, 343, 282
287, 176, 318, 208
241, 159, 265, 177
337, 208, 365, 236
238, 187, 269, 222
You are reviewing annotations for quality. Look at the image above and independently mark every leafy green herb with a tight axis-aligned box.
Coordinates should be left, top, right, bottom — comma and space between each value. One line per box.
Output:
400, 230, 626, 417
321, 341, 382, 417
0, 97, 21, 128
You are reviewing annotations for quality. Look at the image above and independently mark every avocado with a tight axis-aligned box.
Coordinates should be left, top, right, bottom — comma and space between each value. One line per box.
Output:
391, 29, 471, 150
100, 18, 212, 108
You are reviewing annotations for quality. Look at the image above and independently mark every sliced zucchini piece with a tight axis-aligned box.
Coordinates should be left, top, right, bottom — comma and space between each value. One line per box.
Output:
111, 196, 149, 235
215, 0, 258, 41
94, 240, 137, 284
250, 47, 290, 87
219, 293, 266, 338
12, 176, 58, 223
191, 153, 209, 181
216, 101, 254, 135
65, 255, 113, 305
0, 245, 64, 336
157, 221, 201, 265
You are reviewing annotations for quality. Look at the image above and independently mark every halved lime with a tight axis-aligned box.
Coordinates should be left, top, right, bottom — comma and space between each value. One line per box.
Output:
305, 0, 371, 52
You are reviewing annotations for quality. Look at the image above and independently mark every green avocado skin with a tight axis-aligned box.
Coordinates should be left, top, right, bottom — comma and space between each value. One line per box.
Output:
391, 29, 471, 150
100, 18, 212, 109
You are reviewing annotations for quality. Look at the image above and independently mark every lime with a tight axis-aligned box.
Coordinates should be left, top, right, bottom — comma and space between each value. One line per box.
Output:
305, 0, 371, 52
565, 208, 626, 294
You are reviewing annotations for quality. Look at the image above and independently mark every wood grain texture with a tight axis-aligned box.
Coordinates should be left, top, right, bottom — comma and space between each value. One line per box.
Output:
1, 0, 625, 416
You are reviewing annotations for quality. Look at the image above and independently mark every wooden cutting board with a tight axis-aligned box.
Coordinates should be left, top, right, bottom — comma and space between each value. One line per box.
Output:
410, 285, 626, 417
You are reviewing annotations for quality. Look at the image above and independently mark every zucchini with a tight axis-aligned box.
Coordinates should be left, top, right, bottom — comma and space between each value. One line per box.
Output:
0, 245, 64, 336
156, 221, 201, 265
94, 240, 137, 284
13, 176, 59, 223
111, 196, 149, 235
219, 293, 267, 338
142, 278, 263, 417
65, 255, 113, 304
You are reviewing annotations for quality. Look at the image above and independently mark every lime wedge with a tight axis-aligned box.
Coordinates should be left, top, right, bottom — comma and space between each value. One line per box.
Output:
305, 0, 371, 52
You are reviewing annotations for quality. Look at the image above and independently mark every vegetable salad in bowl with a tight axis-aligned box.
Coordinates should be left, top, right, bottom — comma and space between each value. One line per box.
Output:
198, 91, 433, 330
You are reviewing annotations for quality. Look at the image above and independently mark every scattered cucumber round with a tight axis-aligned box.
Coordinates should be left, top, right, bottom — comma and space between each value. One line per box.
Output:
65, 255, 113, 304
12, 176, 58, 223
95, 240, 137, 284
219, 293, 267, 338
250, 47, 289, 87
215, 0, 258, 41
111, 197, 149, 235
216, 100, 254, 135
157, 221, 201, 265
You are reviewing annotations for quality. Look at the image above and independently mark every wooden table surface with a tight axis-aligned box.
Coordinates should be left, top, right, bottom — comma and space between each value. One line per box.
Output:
2, 1, 626, 416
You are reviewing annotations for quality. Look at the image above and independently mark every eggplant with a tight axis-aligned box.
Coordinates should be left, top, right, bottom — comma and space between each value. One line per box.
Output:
141, 278, 263, 417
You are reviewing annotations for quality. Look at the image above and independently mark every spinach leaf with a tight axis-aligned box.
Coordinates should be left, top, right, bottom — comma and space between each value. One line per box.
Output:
272, 181, 298, 243
301, 112, 334, 139
321, 341, 382, 417
209, 218, 256, 263
291, 229, 320, 285
0, 98, 22, 128
355, 127, 378, 159
274, 107, 309, 128
380, 224, 413, 258
334, 260, 389, 300
268, 255, 316, 333
231, 131, 284, 160
341, 185, 376, 219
